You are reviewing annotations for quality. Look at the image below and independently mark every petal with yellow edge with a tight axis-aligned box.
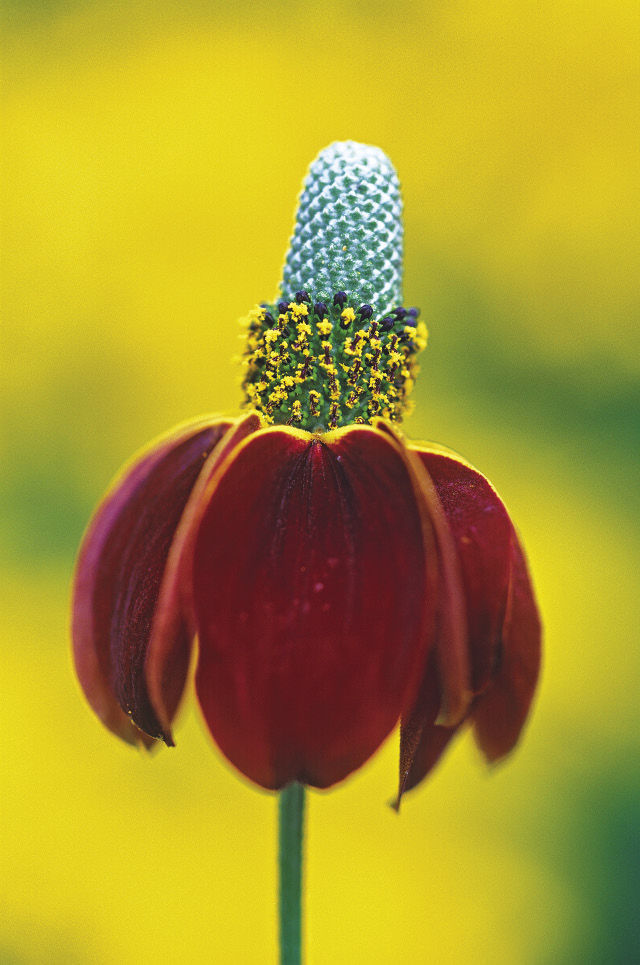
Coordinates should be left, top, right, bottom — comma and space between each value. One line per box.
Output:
374, 424, 471, 730
145, 413, 262, 742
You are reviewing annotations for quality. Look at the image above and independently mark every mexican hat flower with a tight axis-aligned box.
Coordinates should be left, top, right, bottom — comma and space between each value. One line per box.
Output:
72, 141, 541, 803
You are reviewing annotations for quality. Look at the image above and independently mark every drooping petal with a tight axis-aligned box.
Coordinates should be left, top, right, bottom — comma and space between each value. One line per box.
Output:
72, 417, 233, 745
396, 445, 539, 801
417, 448, 513, 695
395, 652, 457, 808
374, 424, 471, 727
145, 413, 262, 740
472, 531, 542, 762
192, 425, 438, 791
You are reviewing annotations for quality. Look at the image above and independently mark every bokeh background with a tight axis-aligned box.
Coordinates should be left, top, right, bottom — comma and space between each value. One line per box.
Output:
2, 1, 639, 962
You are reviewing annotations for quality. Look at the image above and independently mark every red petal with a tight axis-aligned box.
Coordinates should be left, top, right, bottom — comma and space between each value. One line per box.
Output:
72, 417, 232, 745
395, 653, 457, 807
472, 531, 542, 761
417, 448, 512, 696
374, 425, 471, 727
192, 426, 437, 790
396, 445, 538, 801
145, 413, 262, 740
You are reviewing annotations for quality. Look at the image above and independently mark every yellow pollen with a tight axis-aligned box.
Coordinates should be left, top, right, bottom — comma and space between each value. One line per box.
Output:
341, 307, 356, 325
241, 298, 426, 430
309, 390, 321, 417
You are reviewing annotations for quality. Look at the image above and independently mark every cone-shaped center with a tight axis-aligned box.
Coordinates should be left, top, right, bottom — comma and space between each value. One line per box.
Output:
241, 143, 425, 430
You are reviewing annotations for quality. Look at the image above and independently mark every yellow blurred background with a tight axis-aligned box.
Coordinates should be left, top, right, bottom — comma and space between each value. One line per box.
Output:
2, 1, 638, 962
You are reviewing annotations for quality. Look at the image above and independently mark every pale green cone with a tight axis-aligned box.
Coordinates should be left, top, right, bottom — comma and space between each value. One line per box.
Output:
280, 141, 403, 315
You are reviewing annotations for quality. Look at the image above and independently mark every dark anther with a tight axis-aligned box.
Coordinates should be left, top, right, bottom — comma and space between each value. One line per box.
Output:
333, 291, 347, 308
381, 316, 395, 331
369, 320, 379, 338
277, 300, 289, 314
407, 307, 420, 317
393, 307, 407, 319
339, 315, 352, 329
314, 301, 327, 317
295, 290, 311, 303
358, 304, 373, 319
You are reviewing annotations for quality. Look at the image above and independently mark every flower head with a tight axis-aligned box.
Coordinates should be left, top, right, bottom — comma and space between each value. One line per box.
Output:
72, 142, 541, 800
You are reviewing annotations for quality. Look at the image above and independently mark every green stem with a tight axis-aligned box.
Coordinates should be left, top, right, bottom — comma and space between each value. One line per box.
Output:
278, 782, 306, 965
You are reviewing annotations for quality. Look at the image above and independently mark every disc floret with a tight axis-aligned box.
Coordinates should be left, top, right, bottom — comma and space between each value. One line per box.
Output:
241, 290, 427, 431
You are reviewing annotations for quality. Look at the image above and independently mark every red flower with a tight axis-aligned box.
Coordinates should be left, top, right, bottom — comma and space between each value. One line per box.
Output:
72, 142, 541, 801
72, 409, 540, 798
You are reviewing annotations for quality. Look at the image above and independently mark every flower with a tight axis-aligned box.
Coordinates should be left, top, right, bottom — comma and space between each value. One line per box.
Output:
72, 142, 541, 801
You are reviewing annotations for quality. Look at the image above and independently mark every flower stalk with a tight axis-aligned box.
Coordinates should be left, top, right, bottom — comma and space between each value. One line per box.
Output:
278, 783, 306, 965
